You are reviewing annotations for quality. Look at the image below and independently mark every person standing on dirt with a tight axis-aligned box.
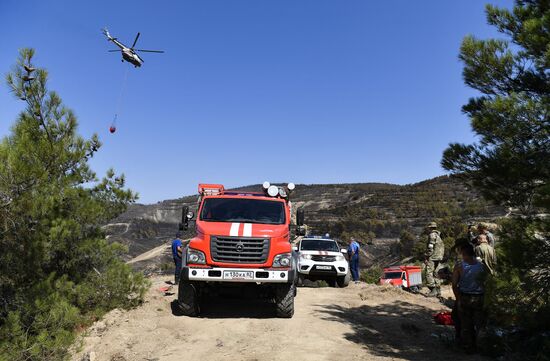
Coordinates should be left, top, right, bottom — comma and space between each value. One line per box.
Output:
424, 222, 444, 297
348, 238, 361, 283
452, 243, 486, 353
449, 238, 469, 344
171, 232, 184, 284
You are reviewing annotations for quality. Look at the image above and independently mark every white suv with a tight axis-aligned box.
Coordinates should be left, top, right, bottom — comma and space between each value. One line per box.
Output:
295, 237, 350, 287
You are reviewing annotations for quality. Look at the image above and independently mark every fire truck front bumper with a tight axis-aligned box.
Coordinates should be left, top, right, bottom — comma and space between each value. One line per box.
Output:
181, 266, 295, 284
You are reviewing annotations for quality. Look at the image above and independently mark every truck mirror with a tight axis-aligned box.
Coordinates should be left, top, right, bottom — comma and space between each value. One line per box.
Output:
296, 208, 305, 226
341, 248, 348, 254
186, 211, 195, 220
180, 205, 190, 231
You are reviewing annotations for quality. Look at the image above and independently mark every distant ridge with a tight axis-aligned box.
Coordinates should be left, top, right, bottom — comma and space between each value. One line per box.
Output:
106, 175, 505, 260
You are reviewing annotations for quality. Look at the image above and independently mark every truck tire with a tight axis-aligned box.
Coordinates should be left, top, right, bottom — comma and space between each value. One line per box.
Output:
275, 284, 295, 318
327, 278, 337, 287
178, 280, 200, 317
337, 272, 350, 288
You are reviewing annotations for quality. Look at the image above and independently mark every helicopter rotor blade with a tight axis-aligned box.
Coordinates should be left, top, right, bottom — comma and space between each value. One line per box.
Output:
134, 49, 164, 53
132, 32, 140, 48
108, 50, 121, 52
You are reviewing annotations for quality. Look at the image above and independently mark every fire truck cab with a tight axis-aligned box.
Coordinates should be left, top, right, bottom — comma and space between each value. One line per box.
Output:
177, 182, 304, 318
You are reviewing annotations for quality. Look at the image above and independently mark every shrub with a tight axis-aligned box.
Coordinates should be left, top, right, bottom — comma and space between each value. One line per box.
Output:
360, 266, 383, 284
0, 49, 149, 360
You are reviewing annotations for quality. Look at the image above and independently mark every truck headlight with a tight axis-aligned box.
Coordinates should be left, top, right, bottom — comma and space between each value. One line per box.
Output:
187, 248, 206, 264
336, 254, 345, 262
273, 253, 292, 268
300, 254, 312, 260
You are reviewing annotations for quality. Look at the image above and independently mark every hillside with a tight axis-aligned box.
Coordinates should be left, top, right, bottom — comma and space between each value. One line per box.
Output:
105, 175, 505, 263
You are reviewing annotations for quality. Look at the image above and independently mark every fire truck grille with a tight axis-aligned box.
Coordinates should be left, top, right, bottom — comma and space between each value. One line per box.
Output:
311, 255, 336, 262
211, 236, 270, 264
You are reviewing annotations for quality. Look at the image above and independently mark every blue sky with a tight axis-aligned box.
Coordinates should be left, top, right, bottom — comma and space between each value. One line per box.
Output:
0, 0, 513, 203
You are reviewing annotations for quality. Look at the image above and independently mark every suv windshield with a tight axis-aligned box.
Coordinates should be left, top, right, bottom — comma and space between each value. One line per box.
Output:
200, 198, 285, 225
300, 239, 339, 252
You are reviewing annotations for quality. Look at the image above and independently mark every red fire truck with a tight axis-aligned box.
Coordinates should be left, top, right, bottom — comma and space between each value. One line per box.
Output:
177, 183, 304, 318
379, 266, 422, 292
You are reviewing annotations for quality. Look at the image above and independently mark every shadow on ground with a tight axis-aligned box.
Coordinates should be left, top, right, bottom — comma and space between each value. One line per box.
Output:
171, 296, 276, 319
317, 300, 483, 361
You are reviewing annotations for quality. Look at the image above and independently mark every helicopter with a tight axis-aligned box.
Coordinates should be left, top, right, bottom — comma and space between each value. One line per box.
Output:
102, 28, 164, 67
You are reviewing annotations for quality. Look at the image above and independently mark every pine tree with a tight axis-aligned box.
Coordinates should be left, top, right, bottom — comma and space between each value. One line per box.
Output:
441, 2, 549, 357
442, 0, 549, 214
0, 49, 148, 361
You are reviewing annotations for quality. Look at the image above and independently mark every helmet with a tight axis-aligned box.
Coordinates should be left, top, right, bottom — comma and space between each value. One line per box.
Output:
427, 222, 437, 229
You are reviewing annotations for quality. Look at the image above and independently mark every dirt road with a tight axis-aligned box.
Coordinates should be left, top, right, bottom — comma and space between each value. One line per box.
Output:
72, 277, 486, 361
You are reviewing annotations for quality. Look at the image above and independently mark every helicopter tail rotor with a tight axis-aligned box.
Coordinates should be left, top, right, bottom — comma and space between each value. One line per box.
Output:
102, 27, 117, 41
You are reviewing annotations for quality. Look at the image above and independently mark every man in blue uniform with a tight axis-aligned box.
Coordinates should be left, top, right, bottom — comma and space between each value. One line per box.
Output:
348, 238, 361, 283
171, 232, 183, 284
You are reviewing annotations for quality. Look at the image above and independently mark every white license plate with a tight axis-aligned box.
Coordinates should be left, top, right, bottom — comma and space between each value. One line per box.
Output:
223, 271, 254, 280
316, 265, 332, 270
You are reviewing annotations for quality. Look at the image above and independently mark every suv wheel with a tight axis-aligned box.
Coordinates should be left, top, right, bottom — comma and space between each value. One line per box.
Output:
275, 283, 295, 318
337, 272, 351, 288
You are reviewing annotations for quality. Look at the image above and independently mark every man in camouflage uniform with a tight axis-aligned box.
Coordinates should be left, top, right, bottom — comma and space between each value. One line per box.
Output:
475, 234, 497, 276
477, 224, 496, 248
425, 222, 444, 297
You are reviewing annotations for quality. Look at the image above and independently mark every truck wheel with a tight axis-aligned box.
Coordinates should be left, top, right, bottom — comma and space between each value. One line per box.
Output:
275, 284, 295, 318
337, 272, 350, 288
178, 280, 200, 317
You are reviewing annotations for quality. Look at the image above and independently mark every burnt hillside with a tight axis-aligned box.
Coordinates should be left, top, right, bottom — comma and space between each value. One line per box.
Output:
105, 175, 505, 260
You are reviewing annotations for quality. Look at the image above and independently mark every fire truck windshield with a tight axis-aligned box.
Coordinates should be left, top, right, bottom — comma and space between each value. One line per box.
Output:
384, 272, 403, 279
200, 198, 286, 224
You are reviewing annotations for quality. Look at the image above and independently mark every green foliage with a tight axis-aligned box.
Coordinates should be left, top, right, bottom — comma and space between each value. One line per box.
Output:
485, 218, 550, 328
398, 229, 416, 256
442, 1, 549, 214
316, 280, 329, 288
0, 49, 149, 361
441, 1, 550, 359
340, 230, 376, 245
360, 266, 383, 284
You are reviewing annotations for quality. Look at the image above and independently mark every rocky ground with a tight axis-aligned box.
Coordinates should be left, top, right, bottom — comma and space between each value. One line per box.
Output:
72, 276, 486, 361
